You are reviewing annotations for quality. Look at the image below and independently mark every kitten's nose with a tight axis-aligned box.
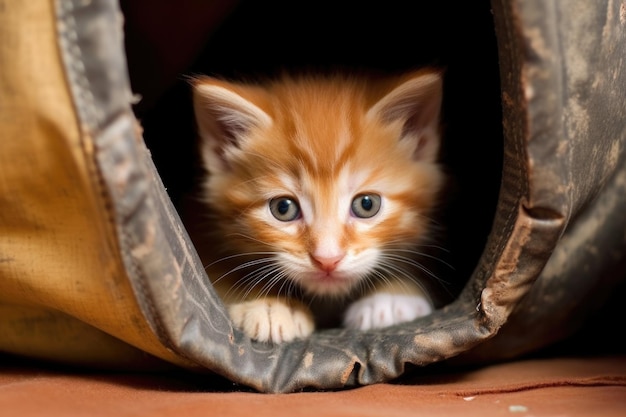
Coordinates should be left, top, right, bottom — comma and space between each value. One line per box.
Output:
311, 253, 345, 273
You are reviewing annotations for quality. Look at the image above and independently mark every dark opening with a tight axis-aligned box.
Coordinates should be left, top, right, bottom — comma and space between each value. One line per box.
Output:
121, 0, 503, 305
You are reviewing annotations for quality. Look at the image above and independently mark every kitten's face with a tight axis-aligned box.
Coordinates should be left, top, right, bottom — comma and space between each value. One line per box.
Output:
193, 72, 444, 297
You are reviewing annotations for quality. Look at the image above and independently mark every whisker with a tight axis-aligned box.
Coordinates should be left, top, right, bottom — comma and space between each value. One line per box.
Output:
356, 270, 383, 297
381, 254, 442, 282
269, 271, 293, 299
258, 268, 285, 296
376, 252, 456, 299
205, 251, 279, 268
385, 248, 455, 270
225, 262, 278, 298
210, 257, 277, 284
372, 262, 418, 293
382, 239, 452, 255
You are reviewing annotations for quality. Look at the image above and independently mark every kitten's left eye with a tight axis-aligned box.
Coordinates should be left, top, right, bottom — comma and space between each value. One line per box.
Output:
269, 197, 301, 222
351, 194, 382, 218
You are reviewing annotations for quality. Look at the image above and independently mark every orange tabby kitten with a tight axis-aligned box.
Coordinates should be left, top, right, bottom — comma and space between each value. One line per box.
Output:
191, 69, 445, 343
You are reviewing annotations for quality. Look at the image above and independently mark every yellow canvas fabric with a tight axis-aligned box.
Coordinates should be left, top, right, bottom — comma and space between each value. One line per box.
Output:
0, 1, 189, 368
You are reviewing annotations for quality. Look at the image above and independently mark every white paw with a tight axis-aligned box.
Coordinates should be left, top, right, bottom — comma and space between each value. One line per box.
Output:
228, 298, 315, 343
343, 293, 432, 331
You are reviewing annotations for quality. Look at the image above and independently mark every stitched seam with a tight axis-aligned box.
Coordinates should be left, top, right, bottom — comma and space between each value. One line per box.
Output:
54, 0, 168, 341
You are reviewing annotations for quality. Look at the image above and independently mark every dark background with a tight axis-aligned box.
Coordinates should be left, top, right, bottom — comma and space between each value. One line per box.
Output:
121, 1, 504, 303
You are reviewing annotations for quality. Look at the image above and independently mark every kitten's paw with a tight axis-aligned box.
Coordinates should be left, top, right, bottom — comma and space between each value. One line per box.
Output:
343, 293, 432, 331
228, 298, 315, 344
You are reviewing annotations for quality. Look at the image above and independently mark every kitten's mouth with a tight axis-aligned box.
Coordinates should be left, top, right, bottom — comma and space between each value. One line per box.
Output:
299, 271, 356, 296
316, 271, 343, 282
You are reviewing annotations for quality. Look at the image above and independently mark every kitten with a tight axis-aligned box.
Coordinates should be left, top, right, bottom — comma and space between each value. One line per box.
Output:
190, 69, 445, 344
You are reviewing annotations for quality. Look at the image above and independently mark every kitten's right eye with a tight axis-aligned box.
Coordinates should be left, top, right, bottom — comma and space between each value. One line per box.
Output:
269, 197, 301, 222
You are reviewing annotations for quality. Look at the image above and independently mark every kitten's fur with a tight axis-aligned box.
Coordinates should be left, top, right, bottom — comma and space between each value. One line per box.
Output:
190, 70, 445, 344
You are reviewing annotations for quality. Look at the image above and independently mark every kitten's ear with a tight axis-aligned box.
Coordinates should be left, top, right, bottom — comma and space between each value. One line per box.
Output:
367, 71, 443, 162
192, 77, 272, 172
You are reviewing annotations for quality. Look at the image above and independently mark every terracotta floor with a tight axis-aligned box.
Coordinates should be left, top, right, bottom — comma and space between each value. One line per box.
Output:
1, 354, 625, 417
